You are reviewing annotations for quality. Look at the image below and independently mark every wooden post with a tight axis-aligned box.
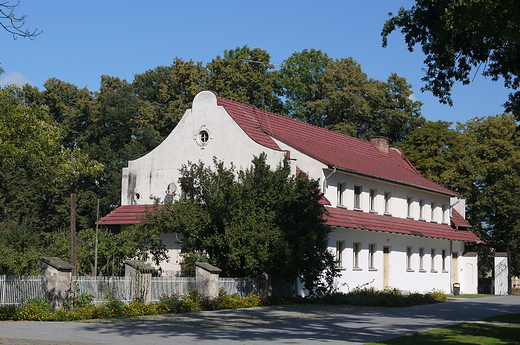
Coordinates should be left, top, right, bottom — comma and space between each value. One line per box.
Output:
70, 191, 77, 277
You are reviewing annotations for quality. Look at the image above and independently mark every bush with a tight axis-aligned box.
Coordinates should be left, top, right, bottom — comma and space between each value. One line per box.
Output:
312, 287, 447, 307
14, 298, 53, 321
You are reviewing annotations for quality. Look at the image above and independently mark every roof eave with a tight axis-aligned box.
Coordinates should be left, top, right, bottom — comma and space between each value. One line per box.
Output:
331, 165, 459, 197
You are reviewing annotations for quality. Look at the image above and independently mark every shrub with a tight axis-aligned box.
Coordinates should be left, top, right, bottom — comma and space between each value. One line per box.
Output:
14, 298, 53, 321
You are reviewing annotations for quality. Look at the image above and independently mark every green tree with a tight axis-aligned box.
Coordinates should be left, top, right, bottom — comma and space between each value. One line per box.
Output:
307, 58, 424, 142
382, 0, 520, 119
141, 154, 337, 294
133, 58, 209, 136
207, 46, 283, 113
276, 49, 333, 122
400, 120, 462, 187
453, 114, 520, 276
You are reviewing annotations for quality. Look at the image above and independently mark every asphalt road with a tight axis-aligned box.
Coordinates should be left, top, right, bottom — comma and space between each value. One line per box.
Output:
0, 296, 519, 345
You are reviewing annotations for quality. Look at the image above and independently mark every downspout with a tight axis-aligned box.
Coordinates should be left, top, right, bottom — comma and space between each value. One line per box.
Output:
323, 167, 337, 194
450, 240, 453, 293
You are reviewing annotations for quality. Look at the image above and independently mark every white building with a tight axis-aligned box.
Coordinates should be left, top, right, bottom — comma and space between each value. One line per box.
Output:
99, 90, 482, 294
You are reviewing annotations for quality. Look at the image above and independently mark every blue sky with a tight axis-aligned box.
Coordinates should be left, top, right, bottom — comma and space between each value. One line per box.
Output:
1, 0, 510, 125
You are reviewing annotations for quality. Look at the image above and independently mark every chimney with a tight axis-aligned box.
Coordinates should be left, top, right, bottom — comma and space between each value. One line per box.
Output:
370, 136, 389, 153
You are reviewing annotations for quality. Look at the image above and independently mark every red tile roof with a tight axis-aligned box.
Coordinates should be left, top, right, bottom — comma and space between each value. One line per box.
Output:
325, 206, 481, 243
97, 205, 161, 225
451, 209, 472, 228
216, 93, 457, 196
99, 205, 481, 242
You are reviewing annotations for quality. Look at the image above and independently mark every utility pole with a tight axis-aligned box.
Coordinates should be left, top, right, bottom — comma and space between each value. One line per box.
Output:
94, 199, 99, 276
70, 186, 77, 276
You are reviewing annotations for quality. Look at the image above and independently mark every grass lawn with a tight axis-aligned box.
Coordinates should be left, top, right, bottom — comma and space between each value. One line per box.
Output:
368, 314, 520, 345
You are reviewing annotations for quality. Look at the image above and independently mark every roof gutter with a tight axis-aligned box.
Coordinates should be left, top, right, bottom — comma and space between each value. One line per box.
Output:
331, 165, 458, 197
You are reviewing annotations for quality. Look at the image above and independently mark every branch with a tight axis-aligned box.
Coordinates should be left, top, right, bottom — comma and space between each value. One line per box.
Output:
0, 1, 41, 39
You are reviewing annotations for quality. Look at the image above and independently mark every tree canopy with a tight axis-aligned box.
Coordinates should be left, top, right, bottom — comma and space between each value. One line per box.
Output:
382, 0, 520, 119
140, 154, 337, 294
402, 115, 520, 276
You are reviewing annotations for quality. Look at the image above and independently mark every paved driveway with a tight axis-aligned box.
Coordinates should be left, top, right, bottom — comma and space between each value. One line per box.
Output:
0, 296, 519, 345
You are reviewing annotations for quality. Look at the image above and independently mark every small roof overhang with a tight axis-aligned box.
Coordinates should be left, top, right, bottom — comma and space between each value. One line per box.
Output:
324, 206, 482, 243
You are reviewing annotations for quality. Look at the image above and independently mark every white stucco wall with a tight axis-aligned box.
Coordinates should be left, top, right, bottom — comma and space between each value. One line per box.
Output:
330, 228, 470, 294
121, 91, 289, 206
325, 171, 452, 223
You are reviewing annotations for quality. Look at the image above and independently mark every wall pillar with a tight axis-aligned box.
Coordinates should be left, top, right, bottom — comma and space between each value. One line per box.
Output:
195, 262, 221, 299
124, 260, 154, 303
494, 252, 509, 295
40, 257, 74, 309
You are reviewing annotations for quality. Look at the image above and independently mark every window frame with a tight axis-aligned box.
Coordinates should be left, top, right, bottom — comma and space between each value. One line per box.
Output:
368, 243, 377, 269
337, 182, 346, 206
353, 242, 361, 269
384, 192, 391, 215
406, 246, 413, 271
369, 189, 377, 212
354, 185, 362, 210
336, 240, 345, 268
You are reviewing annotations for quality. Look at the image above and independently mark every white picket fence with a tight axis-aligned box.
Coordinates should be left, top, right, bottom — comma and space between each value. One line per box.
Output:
73, 276, 134, 304
150, 277, 196, 302
1, 275, 261, 306
0, 275, 46, 305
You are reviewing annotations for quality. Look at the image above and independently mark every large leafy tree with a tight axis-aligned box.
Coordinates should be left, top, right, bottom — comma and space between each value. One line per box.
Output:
402, 115, 520, 276
133, 58, 210, 137
400, 120, 462, 187
382, 0, 520, 119
141, 154, 337, 294
304, 57, 424, 142
207, 46, 284, 113
276, 49, 333, 123
454, 114, 520, 276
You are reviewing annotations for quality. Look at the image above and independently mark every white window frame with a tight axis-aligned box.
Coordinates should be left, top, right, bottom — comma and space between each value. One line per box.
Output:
431, 248, 437, 272
407, 197, 413, 218
354, 186, 362, 210
406, 246, 413, 271
369, 243, 376, 269
369, 189, 377, 212
353, 242, 361, 269
336, 241, 345, 268
419, 247, 425, 271
337, 182, 346, 206
384, 192, 391, 215
431, 202, 436, 222
419, 199, 425, 220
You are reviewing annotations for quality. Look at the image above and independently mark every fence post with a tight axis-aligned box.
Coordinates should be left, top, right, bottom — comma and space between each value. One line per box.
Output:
124, 260, 154, 303
195, 262, 221, 299
40, 257, 74, 309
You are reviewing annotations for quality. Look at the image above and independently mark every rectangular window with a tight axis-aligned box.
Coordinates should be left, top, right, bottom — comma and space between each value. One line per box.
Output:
406, 246, 413, 270
431, 202, 436, 221
442, 204, 448, 223
419, 199, 425, 220
407, 197, 413, 218
442, 249, 447, 271
369, 189, 377, 212
354, 186, 362, 209
336, 241, 345, 267
353, 242, 361, 268
419, 247, 425, 270
337, 182, 346, 206
369, 243, 376, 269
431, 248, 436, 271
384, 192, 391, 214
